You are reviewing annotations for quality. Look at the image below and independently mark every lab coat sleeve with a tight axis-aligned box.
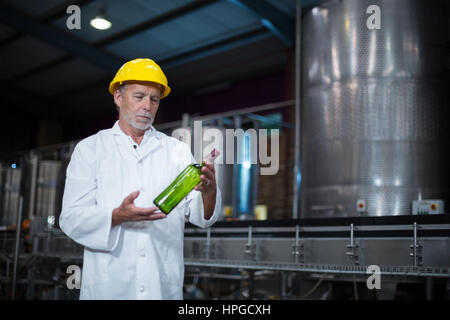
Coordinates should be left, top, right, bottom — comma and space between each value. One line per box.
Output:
183, 146, 222, 228
59, 143, 121, 252
186, 186, 222, 229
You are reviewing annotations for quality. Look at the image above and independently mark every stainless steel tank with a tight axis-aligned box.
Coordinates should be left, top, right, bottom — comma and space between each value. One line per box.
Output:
301, 0, 450, 217
21, 153, 38, 222
0, 165, 22, 225
35, 160, 62, 220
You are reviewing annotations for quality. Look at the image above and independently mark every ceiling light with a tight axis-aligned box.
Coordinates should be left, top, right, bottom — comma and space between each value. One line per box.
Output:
90, 2, 111, 30
90, 15, 111, 30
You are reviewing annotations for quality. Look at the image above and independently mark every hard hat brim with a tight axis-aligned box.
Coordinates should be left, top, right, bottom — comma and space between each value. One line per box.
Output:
109, 80, 171, 98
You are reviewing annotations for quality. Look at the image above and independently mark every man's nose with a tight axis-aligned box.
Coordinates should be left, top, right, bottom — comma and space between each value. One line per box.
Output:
142, 97, 151, 110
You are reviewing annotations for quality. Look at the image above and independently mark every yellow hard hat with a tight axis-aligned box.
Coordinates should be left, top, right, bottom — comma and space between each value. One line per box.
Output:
109, 58, 171, 98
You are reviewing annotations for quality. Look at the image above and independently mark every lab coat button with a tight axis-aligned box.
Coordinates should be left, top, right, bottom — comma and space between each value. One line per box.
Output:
139, 286, 145, 292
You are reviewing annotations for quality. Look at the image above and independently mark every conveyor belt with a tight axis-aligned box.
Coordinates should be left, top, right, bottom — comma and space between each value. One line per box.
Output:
190, 214, 450, 228
185, 214, 450, 238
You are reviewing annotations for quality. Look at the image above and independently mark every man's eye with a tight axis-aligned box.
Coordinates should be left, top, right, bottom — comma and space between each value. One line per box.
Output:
135, 96, 143, 100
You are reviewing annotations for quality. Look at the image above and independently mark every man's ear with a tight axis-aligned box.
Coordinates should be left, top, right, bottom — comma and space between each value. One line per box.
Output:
113, 89, 122, 108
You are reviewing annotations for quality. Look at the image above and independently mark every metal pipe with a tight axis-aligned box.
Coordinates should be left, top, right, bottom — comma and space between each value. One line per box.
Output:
54, 261, 61, 300
155, 100, 295, 130
231, 116, 241, 217
28, 152, 38, 220
205, 227, 211, 260
246, 113, 294, 128
350, 224, 354, 247
293, 0, 302, 219
413, 222, 418, 267
280, 271, 287, 299
294, 225, 300, 263
181, 113, 190, 127
193, 100, 294, 123
11, 196, 23, 299
251, 120, 259, 219
247, 226, 253, 247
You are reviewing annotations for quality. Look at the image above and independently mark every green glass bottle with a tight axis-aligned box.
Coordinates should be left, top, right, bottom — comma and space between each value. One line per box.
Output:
153, 149, 219, 214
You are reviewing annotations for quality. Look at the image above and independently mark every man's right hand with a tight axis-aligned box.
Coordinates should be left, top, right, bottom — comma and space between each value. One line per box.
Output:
112, 190, 166, 226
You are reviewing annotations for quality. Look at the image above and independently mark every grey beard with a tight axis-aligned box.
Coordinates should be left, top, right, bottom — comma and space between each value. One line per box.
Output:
124, 112, 154, 131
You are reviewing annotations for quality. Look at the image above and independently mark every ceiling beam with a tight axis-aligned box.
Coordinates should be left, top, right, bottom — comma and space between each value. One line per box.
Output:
227, 0, 295, 47
95, 0, 220, 47
0, 2, 124, 72
161, 27, 271, 69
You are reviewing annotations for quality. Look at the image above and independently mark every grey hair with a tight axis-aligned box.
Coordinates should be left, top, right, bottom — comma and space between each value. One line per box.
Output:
114, 83, 129, 113
118, 83, 129, 93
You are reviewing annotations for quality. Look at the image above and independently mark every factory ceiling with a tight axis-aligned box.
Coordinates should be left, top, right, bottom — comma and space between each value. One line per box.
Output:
0, 0, 321, 122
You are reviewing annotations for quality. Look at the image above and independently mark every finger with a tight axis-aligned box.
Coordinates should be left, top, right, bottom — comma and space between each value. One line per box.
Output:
194, 184, 205, 192
202, 161, 215, 172
195, 179, 213, 192
135, 206, 161, 216
137, 213, 166, 221
194, 186, 203, 192
147, 212, 167, 220
138, 211, 166, 220
204, 163, 215, 178
201, 167, 215, 180
124, 190, 140, 204
199, 175, 212, 186
195, 184, 215, 193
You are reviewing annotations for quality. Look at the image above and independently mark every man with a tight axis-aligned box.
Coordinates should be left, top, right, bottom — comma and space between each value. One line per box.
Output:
59, 58, 222, 299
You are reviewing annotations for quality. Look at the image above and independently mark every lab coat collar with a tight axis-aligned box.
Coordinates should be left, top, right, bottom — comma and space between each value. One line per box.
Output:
110, 120, 162, 161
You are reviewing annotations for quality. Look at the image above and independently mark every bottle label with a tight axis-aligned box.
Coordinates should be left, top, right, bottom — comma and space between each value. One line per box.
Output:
204, 148, 220, 164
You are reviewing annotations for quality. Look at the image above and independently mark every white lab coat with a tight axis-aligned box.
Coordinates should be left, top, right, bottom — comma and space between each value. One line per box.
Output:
59, 121, 221, 300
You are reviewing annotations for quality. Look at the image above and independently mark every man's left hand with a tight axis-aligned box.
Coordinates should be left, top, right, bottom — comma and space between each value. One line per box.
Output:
194, 161, 217, 220
194, 161, 216, 198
